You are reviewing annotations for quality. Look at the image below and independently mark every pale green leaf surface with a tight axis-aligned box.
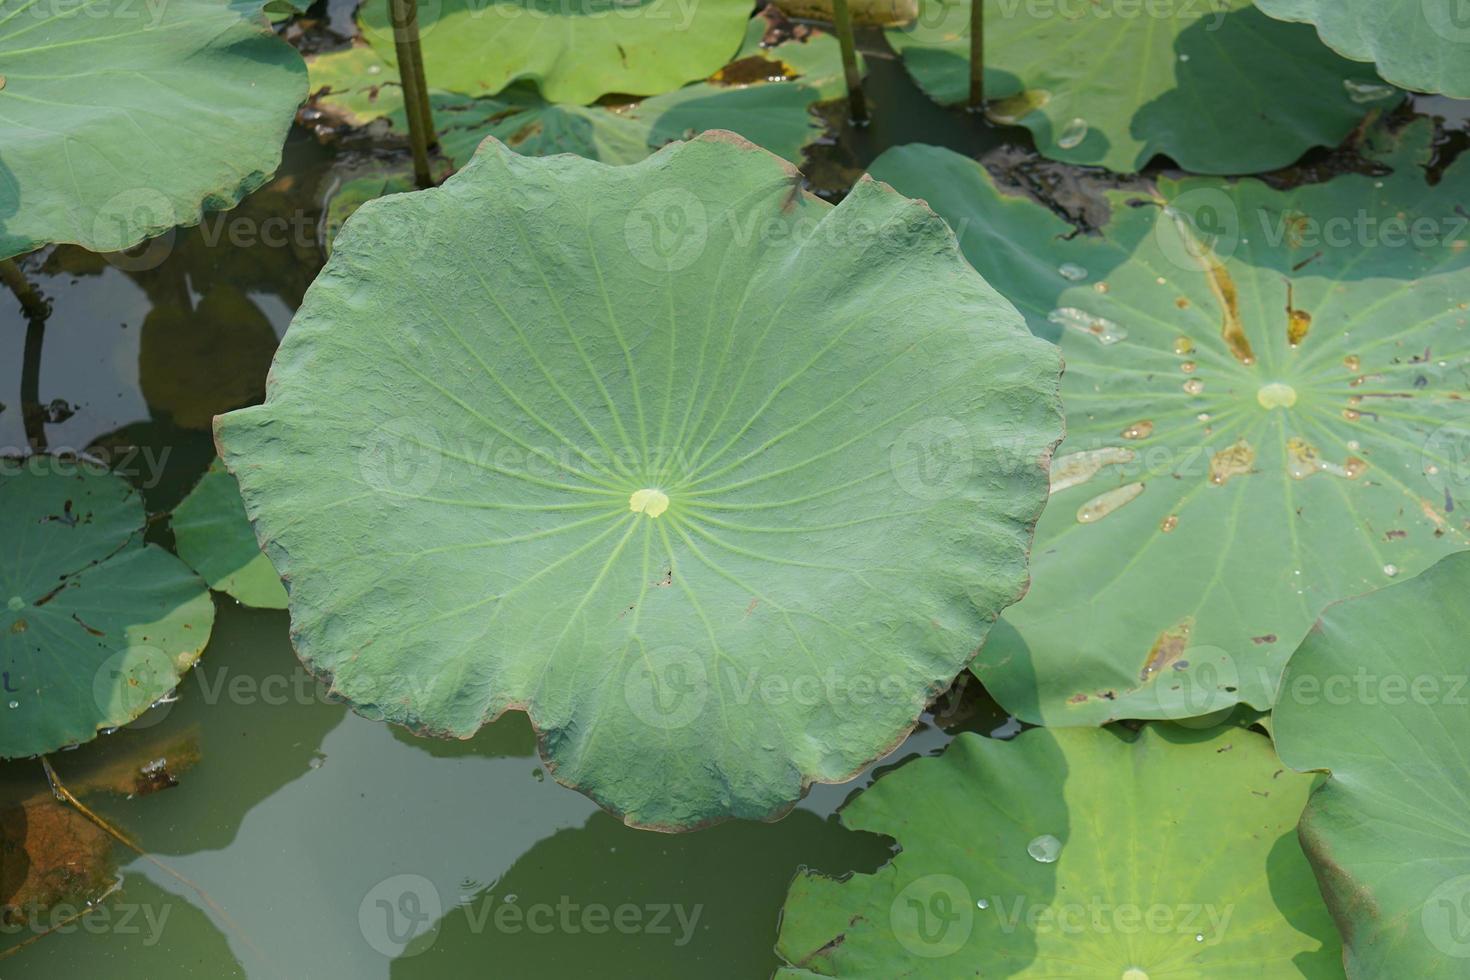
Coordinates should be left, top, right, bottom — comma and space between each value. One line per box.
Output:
307, 25, 851, 166
0, 462, 215, 758
1275, 551, 1470, 978
885, 0, 1396, 173
358, 0, 752, 104
0, 0, 307, 260
215, 132, 1062, 829
868, 122, 1470, 725
172, 459, 288, 610
1256, 0, 1470, 98
776, 726, 1340, 977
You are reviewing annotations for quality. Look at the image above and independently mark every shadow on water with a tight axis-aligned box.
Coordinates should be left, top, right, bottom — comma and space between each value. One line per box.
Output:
389, 809, 893, 979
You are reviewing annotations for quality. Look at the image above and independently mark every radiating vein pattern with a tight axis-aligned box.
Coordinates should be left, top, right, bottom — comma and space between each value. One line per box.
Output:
215, 133, 1063, 828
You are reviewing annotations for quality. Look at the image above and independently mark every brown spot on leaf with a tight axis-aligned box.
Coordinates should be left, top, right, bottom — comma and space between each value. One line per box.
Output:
1209, 439, 1256, 486
711, 55, 795, 86
1140, 618, 1194, 683
507, 120, 544, 147
1286, 282, 1311, 347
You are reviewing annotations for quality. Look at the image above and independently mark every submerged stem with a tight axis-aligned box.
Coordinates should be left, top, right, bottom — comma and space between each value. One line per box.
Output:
968, 0, 984, 107
0, 257, 47, 323
37, 757, 288, 978
389, 0, 436, 188
4, 255, 50, 452
830, 0, 868, 124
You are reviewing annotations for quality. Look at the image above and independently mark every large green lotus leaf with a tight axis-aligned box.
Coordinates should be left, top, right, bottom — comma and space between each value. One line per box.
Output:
308, 24, 851, 166
172, 459, 288, 610
868, 122, 1470, 726
214, 132, 1062, 829
776, 725, 1340, 976
1275, 551, 1470, 977
884, 0, 1396, 173
358, 0, 751, 105
0, 460, 215, 758
1256, 0, 1470, 98
0, 0, 307, 261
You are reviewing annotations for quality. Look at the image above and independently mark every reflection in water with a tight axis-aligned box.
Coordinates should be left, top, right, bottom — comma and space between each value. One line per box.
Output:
390, 810, 892, 979
0, 40, 1037, 979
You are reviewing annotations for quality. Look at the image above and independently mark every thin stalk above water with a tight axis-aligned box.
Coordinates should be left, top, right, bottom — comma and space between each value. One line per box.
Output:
968, 0, 984, 107
830, 0, 868, 124
389, 0, 436, 188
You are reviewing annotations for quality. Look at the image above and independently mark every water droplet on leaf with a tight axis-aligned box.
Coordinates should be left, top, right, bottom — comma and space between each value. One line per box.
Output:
1048, 307, 1127, 345
1256, 382, 1297, 409
1058, 262, 1088, 281
1056, 117, 1088, 149
1077, 482, 1144, 523
1051, 447, 1135, 494
1027, 834, 1062, 862
1343, 78, 1396, 103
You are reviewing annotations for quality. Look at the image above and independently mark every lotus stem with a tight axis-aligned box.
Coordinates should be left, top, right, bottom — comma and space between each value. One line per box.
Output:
830, 0, 868, 124
4, 256, 50, 452
20, 310, 44, 452
968, 0, 984, 108
0, 257, 47, 323
39, 757, 287, 978
389, 0, 435, 188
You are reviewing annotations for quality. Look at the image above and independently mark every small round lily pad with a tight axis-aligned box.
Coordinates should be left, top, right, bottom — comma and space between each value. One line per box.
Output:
0, 459, 215, 758
172, 459, 288, 610
777, 725, 1341, 976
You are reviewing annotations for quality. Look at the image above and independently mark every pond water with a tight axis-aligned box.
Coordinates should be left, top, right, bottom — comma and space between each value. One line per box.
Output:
3, 13, 1467, 975
0, 34, 1021, 976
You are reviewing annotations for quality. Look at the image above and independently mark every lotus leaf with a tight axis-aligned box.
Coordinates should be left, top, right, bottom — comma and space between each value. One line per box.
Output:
308, 23, 853, 167
0, 0, 307, 260
215, 132, 1062, 829
868, 121, 1470, 725
885, 0, 1397, 173
776, 725, 1340, 976
1276, 551, 1470, 977
358, 0, 752, 104
1256, 0, 1470, 98
0, 460, 215, 758
172, 459, 288, 609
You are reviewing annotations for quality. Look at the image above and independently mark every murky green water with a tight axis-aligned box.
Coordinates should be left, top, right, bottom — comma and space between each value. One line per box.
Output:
0, 47, 1021, 976
3, 18, 1467, 974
